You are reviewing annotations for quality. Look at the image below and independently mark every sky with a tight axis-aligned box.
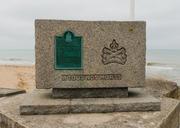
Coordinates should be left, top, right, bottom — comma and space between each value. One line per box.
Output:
0, 0, 179, 50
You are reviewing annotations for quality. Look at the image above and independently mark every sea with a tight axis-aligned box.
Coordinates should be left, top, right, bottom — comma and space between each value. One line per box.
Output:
146, 49, 180, 85
0, 49, 34, 66
0, 49, 179, 85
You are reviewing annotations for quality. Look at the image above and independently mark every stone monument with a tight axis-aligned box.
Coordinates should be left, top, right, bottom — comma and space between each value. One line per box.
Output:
20, 20, 160, 115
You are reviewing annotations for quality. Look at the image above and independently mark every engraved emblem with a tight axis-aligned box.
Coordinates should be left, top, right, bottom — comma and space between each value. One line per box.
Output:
101, 39, 127, 65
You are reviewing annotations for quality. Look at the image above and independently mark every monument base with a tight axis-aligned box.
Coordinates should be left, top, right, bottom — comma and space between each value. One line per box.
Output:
20, 88, 160, 115
52, 87, 128, 98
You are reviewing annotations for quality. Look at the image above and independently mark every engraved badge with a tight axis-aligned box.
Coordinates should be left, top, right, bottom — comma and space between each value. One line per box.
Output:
101, 39, 127, 65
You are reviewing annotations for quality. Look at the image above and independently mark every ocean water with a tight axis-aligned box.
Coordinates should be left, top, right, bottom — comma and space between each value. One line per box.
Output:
0, 49, 34, 65
0, 49, 179, 84
146, 49, 180, 85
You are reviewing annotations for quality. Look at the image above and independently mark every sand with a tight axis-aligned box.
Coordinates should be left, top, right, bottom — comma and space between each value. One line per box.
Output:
0, 64, 178, 94
0, 65, 35, 92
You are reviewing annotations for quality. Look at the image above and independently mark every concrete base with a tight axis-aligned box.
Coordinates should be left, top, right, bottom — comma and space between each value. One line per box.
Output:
52, 87, 128, 98
0, 88, 25, 97
20, 88, 160, 115
0, 79, 179, 128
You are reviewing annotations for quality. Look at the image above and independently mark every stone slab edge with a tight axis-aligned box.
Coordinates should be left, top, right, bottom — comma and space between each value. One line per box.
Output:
1, 98, 178, 128
20, 101, 160, 115
1, 80, 180, 128
0, 113, 26, 128
0, 88, 26, 98
20, 88, 161, 115
52, 87, 128, 98
156, 97, 180, 128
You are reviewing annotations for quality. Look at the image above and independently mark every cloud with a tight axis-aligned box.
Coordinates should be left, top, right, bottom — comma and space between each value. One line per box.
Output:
0, 0, 179, 49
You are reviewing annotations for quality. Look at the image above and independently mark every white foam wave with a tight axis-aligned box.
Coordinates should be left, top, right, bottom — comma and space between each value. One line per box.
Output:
0, 58, 34, 66
146, 65, 174, 70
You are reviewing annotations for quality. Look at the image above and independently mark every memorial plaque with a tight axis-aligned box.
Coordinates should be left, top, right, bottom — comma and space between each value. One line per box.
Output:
55, 31, 82, 69
21, 20, 161, 115
35, 20, 146, 89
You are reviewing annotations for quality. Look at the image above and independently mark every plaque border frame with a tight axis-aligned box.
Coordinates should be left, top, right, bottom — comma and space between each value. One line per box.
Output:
54, 31, 83, 70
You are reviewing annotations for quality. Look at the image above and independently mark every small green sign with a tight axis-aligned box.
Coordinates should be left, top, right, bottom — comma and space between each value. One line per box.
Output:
55, 31, 82, 70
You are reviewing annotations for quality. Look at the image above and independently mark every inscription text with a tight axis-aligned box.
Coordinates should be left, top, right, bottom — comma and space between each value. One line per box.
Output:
61, 74, 122, 81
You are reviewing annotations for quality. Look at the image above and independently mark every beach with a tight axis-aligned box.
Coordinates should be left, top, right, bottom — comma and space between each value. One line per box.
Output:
0, 49, 179, 91
0, 65, 35, 92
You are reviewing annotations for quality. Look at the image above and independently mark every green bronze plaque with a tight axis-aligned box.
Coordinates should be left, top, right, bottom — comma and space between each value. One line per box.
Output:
55, 31, 82, 69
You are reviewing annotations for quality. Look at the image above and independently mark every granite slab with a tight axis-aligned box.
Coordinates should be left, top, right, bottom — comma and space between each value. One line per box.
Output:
20, 88, 160, 115
52, 87, 128, 98
0, 79, 179, 128
35, 20, 146, 89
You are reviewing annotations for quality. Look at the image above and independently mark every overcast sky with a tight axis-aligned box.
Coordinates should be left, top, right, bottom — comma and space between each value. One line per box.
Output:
0, 0, 179, 49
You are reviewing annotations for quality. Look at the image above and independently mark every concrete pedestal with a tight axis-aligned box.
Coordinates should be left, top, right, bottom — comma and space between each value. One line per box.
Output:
0, 79, 179, 128
52, 87, 128, 98
20, 88, 160, 115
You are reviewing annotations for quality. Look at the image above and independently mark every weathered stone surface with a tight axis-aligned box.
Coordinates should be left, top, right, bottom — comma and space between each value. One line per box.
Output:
19, 88, 160, 115
0, 95, 178, 128
145, 79, 179, 98
35, 20, 146, 89
0, 88, 25, 97
0, 79, 179, 128
52, 87, 128, 98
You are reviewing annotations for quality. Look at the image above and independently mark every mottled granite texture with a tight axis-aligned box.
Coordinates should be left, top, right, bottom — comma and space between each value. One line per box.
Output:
52, 87, 128, 98
35, 20, 146, 89
0, 79, 179, 128
19, 88, 160, 115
